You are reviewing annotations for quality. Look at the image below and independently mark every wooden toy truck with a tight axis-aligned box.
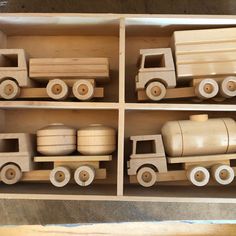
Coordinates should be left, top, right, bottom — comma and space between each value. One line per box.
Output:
0, 132, 113, 187
127, 115, 236, 187
136, 27, 236, 102
0, 49, 109, 101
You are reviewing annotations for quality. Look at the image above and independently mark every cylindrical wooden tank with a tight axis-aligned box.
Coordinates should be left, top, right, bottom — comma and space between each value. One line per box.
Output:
161, 114, 236, 157
77, 124, 116, 155
37, 123, 76, 156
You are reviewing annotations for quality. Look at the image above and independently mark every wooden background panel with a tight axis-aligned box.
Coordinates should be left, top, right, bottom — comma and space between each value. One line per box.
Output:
7, 35, 119, 102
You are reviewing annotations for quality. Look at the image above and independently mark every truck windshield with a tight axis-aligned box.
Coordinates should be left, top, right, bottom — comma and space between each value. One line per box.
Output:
144, 54, 165, 68
0, 139, 19, 152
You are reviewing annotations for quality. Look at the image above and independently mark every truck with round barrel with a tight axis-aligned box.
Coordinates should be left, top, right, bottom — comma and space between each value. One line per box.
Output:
136, 27, 236, 102
0, 124, 116, 187
127, 114, 236, 187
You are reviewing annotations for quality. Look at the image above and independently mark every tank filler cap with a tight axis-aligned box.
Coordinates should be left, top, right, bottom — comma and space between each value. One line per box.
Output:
189, 114, 208, 122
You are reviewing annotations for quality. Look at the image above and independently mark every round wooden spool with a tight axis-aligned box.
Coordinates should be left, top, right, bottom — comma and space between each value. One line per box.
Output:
145, 81, 166, 101
46, 79, 69, 100
137, 167, 156, 187
220, 76, 236, 98
50, 166, 71, 187
37, 123, 76, 155
0, 164, 22, 185
74, 165, 95, 187
72, 80, 94, 101
195, 79, 219, 99
0, 80, 20, 100
187, 166, 210, 187
77, 124, 116, 155
211, 164, 234, 185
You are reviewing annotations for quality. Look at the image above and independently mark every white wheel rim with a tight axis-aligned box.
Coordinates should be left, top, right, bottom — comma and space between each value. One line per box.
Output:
195, 79, 219, 99
72, 80, 94, 101
0, 80, 20, 100
188, 166, 210, 187
220, 76, 236, 98
146, 81, 166, 101
213, 165, 234, 185
0, 164, 22, 185
46, 79, 69, 100
50, 167, 71, 187
137, 167, 156, 187
74, 166, 95, 186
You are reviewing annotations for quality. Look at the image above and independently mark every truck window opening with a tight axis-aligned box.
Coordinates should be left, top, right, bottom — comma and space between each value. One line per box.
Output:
144, 54, 165, 68
0, 54, 18, 67
0, 139, 19, 152
136, 140, 155, 154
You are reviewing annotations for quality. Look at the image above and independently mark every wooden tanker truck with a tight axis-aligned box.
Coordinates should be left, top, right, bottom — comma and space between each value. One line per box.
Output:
0, 49, 109, 101
136, 27, 236, 101
127, 114, 236, 187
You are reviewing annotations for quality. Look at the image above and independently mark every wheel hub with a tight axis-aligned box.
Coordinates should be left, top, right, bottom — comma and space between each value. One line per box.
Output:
203, 83, 214, 94
78, 84, 88, 95
151, 86, 161, 96
4, 84, 14, 95
6, 168, 16, 180
55, 171, 65, 182
194, 170, 205, 181
142, 171, 152, 183
227, 81, 236, 92
219, 169, 229, 180
79, 170, 89, 182
52, 84, 63, 95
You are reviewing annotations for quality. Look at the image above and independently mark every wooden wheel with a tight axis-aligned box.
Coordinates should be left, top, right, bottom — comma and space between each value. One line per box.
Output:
145, 81, 166, 101
74, 165, 95, 186
0, 164, 22, 185
187, 166, 210, 187
211, 164, 234, 185
0, 80, 20, 100
46, 79, 69, 100
195, 79, 219, 99
72, 80, 94, 101
137, 167, 156, 187
220, 76, 236, 98
50, 166, 71, 187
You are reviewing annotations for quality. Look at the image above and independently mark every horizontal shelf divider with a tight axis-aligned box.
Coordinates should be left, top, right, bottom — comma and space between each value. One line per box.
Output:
125, 103, 236, 111
0, 193, 235, 203
0, 101, 120, 110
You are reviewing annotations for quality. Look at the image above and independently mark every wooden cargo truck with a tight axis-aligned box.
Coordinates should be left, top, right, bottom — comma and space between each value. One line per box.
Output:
136, 27, 236, 101
0, 49, 109, 101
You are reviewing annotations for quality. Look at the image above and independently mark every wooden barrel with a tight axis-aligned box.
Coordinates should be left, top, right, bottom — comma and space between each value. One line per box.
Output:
37, 123, 76, 156
77, 124, 116, 155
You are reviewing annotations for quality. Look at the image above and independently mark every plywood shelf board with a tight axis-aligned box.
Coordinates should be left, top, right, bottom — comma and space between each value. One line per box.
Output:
0, 101, 120, 110
125, 103, 236, 111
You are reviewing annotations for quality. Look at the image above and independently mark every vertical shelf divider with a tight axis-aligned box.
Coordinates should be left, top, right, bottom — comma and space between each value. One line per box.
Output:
117, 18, 126, 196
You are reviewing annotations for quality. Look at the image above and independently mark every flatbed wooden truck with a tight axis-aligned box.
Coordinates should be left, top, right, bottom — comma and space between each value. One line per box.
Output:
0, 133, 111, 187
127, 135, 236, 187
136, 27, 236, 102
0, 49, 109, 101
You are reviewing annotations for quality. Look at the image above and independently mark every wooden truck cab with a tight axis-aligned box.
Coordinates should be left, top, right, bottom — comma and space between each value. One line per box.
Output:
127, 135, 168, 176
0, 49, 29, 87
0, 133, 35, 185
135, 48, 176, 101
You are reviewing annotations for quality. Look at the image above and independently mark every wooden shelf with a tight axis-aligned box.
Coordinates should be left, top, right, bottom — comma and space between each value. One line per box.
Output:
0, 13, 236, 202
125, 103, 236, 111
0, 101, 120, 110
